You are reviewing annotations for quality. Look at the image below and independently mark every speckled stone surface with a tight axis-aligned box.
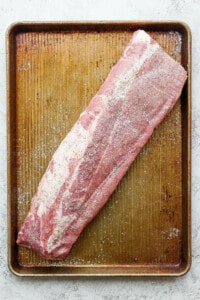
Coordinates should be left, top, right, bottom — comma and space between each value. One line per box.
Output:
0, 0, 199, 299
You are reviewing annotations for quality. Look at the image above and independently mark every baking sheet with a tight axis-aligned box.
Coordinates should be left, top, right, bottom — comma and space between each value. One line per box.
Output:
7, 21, 191, 276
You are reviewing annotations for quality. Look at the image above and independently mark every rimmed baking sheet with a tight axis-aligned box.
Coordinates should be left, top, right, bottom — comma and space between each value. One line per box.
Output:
7, 21, 191, 276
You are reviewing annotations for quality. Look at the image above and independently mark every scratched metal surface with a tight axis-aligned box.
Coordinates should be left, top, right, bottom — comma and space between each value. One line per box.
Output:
7, 22, 191, 276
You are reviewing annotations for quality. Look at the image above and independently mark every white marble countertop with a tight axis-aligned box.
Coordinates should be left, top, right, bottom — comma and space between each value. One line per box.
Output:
0, 0, 199, 299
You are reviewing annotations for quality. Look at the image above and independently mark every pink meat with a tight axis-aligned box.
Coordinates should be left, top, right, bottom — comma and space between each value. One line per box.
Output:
17, 30, 187, 259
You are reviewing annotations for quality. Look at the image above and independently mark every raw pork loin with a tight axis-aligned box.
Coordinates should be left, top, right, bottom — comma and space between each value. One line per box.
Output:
17, 30, 187, 259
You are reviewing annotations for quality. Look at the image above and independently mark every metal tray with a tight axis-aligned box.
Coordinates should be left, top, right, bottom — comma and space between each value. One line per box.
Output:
7, 21, 191, 276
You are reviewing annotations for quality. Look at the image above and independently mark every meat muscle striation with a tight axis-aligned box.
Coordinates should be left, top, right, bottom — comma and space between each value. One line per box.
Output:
17, 30, 187, 259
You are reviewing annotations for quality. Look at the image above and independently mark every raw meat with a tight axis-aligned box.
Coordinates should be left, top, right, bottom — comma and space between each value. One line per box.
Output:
17, 30, 187, 259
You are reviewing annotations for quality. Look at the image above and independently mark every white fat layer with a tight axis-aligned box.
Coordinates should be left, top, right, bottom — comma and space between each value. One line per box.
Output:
114, 38, 159, 100
37, 108, 102, 217
47, 213, 77, 253
132, 30, 151, 43
37, 122, 93, 216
